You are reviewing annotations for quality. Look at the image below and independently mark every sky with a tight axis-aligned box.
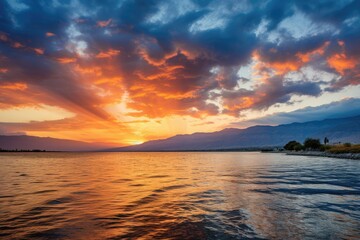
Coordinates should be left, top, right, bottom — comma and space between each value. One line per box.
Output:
0, 0, 359, 145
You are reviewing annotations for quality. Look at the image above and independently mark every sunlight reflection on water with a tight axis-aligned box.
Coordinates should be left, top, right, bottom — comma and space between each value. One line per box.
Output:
0, 152, 359, 239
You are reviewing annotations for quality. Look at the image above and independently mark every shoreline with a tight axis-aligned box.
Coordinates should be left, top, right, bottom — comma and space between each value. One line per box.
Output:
278, 151, 360, 160
1, 150, 359, 160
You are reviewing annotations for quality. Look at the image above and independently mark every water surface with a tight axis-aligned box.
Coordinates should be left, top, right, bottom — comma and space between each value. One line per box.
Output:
0, 152, 359, 239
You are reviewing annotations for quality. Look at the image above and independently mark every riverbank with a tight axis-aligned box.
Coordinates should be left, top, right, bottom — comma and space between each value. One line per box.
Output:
283, 151, 360, 160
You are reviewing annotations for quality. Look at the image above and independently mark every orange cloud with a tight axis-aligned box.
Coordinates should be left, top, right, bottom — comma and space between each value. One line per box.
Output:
223, 96, 255, 114
0, 84, 43, 109
46, 32, 55, 37
56, 57, 77, 63
296, 41, 329, 62
157, 90, 197, 100
97, 19, 112, 27
0, 32, 23, 49
0, 33, 45, 55
94, 77, 122, 86
253, 42, 331, 76
269, 61, 300, 74
327, 54, 357, 74
12, 42, 24, 48
74, 65, 103, 76
0, 82, 27, 90
33, 48, 44, 55
95, 49, 120, 58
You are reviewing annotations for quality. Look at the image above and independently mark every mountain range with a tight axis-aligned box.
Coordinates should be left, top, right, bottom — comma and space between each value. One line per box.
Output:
0, 115, 359, 151
111, 115, 360, 151
0, 135, 117, 151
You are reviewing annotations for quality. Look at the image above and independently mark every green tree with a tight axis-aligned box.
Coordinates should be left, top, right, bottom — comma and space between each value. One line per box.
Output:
324, 137, 329, 145
293, 143, 303, 151
284, 141, 302, 151
304, 138, 321, 150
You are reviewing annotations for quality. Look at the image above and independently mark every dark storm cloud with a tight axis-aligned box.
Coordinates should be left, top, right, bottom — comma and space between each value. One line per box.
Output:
0, 0, 359, 119
256, 77, 322, 108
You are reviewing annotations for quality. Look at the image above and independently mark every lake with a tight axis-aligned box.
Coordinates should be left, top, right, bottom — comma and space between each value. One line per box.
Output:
0, 152, 359, 239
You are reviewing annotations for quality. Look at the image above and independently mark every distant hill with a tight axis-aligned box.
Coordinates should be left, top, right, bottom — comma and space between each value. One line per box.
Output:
0, 135, 117, 151
1, 115, 359, 152
111, 115, 360, 151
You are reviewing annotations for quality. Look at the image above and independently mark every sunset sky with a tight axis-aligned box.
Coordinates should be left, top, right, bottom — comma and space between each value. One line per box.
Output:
0, 0, 359, 145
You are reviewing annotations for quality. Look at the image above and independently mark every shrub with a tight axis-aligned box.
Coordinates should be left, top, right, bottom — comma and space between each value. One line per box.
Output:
343, 143, 352, 147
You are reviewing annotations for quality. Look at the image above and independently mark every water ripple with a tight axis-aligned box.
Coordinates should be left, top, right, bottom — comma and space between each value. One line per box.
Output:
0, 152, 359, 239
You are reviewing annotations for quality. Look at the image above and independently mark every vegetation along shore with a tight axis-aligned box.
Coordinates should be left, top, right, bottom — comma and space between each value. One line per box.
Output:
279, 138, 360, 160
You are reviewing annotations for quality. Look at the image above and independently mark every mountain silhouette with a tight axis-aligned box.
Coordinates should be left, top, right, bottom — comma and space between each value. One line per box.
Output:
0, 135, 118, 151
110, 115, 360, 151
1, 115, 359, 152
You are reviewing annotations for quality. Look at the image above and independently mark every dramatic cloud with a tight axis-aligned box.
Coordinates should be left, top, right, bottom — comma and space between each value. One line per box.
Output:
0, 0, 359, 143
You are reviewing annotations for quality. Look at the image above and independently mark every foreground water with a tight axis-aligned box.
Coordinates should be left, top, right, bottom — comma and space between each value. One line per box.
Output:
0, 152, 359, 239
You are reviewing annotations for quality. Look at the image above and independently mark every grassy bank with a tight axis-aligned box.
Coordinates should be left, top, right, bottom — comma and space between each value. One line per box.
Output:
327, 144, 360, 154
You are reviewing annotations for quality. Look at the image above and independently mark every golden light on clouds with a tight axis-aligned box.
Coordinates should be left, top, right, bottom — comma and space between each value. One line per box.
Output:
0, 1, 359, 146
